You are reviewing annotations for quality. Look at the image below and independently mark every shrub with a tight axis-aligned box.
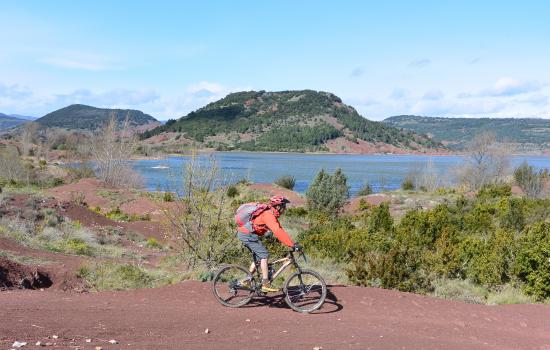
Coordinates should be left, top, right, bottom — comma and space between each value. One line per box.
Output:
285, 207, 308, 217
163, 192, 174, 202
514, 161, 547, 198
356, 183, 373, 196
226, 185, 239, 198
514, 222, 550, 300
78, 263, 155, 291
146, 237, 162, 249
306, 168, 349, 215
274, 175, 296, 190
401, 178, 414, 191
432, 279, 488, 304
487, 285, 534, 305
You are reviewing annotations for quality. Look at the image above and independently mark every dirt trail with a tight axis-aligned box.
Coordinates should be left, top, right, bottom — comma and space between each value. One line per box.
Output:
1, 281, 549, 349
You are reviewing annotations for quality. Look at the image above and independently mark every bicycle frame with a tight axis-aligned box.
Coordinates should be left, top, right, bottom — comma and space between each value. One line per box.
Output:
252, 251, 302, 283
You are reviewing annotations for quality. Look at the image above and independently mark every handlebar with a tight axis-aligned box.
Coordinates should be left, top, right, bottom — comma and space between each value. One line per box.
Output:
289, 248, 307, 263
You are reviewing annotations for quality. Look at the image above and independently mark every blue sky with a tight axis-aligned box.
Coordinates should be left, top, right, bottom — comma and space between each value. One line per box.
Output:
1, 0, 549, 120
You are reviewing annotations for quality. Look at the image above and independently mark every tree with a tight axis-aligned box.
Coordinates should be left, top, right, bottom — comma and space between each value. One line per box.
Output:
20, 122, 38, 156
92, 114, 141, 188
306, 168, 350, 215
514, 161, 547, 199
164, 153, 241, 269
456, 132, 510, 190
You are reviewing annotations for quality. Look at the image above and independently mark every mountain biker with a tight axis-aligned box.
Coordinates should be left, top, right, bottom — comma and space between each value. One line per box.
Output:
237, 195, 300, 293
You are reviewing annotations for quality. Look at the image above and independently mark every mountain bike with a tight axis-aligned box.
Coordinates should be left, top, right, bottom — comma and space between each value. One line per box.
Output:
212, 249, 327, 313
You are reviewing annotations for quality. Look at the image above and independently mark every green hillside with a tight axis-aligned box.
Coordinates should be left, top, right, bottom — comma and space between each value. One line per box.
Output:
0, 113, 27, 131
36, 104, 159, 130
141, 90, 441, 152
383, 115, 550, 150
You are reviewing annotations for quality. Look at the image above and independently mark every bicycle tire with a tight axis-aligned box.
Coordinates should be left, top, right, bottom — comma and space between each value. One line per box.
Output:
212, 265, 254, 308
283, 269, 327, 313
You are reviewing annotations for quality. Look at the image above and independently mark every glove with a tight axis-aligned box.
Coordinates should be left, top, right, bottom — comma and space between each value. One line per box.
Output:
293, 243, 302, 252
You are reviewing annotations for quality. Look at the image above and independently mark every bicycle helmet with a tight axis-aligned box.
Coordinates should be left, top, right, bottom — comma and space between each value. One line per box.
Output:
269, 195, 290, 206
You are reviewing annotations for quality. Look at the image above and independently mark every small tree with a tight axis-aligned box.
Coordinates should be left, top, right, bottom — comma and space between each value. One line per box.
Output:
164, 154, 240, 269
92, 115, 141, 188
20, 122, 38, 156
456, 132, 511, 190
306, 168, 350, 215
514, 161, 547, 199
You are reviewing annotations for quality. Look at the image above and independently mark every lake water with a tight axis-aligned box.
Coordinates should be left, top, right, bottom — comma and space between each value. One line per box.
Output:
131, 153, 550, 195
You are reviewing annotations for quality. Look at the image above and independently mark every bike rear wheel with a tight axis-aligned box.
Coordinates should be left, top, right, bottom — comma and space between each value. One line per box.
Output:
212, 265, 254, 308
284, 269, 327, 313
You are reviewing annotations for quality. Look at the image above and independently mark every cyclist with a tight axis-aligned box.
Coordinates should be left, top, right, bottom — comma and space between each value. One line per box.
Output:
237, 195, 300, 293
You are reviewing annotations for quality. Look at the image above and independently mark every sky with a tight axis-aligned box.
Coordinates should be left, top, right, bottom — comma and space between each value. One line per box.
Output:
1, 0, 549, 120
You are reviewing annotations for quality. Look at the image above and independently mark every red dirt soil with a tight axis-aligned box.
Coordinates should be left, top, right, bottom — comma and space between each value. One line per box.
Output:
1, 281, 549, 349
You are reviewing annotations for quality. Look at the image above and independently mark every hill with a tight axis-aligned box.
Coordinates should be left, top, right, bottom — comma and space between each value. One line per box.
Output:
383, 115, 550, 152
36, 104, 160, 130
141, 90, 442, 153
0, 113, 27, 131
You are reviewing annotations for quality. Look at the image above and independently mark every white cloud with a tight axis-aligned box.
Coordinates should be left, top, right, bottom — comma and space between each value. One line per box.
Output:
459, 77, 541, 98
407, 58, 431, 68
422, 89, 444, 101
389, 88, 408, 100
350, 67, 364, 78
39, 52, 120, 71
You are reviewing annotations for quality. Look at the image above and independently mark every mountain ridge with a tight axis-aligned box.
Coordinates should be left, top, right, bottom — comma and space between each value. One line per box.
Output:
141, 90, 442, 153
36, 104, 160, 130
383, 115, 550, 151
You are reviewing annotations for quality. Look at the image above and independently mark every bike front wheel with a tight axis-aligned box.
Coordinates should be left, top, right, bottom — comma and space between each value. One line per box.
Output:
283, 269, 327, 313
212, 265, 254, 308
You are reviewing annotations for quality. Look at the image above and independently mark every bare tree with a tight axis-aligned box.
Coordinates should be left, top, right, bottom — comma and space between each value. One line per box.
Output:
514, 161, 548, 198
456, 132, 511, 190
91, 114, 142, 188
164, 153, 238, 269
20, 122, 38, 156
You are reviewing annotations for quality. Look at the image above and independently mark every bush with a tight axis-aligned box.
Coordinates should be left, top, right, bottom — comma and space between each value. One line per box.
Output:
432, 279, 488, 304
226, 185, 239, 198
306, 168, 349, 215
77, 263, 155, 291
163, 192, 174, 202
401, 178, 414, 191
356, 183, 373, 196
514, 222, 550, 300
514, 161, 547, 198
274, 175, 296, 190
146, 237, 162, 249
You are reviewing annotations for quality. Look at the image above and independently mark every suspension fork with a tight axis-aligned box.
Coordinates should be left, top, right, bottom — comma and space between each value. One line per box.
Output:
291, 253, 306, 290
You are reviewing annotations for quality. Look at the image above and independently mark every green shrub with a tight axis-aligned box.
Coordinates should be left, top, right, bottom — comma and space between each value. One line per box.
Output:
66, 238, 94, 256
432, 279, 488, 304
163, 192, 174, 202
285, 207, 308, 217
487, 285, 535, 305
146, 237, 162, 249
477, 184, 512, 199
356, 183, 373, 196
306, 168, 349, 215
226, 185, 239, 198
274, 175, 296, 190
78, 263, 155, 291
514, 222, 550, 300
401, 178, 414, 191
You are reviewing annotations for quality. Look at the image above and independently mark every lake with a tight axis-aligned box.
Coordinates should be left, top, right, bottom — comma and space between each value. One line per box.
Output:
131, 153, 550, 195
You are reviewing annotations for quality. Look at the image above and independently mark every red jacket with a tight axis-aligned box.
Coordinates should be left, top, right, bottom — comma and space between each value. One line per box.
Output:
237, 208, 294, 247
